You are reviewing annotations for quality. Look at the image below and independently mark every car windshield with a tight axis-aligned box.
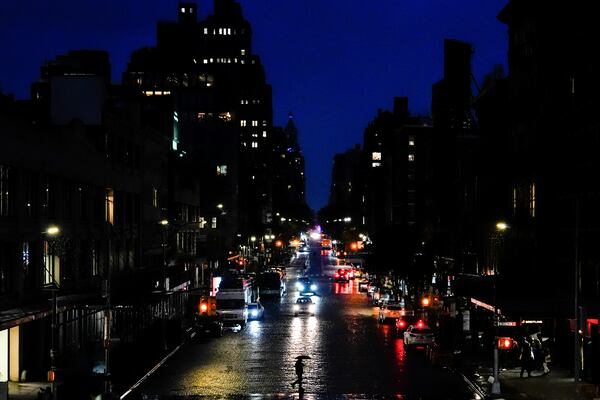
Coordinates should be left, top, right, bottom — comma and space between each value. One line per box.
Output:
297, 297, 312, 304
247, 304, 259, 310
387, 306, 402, 311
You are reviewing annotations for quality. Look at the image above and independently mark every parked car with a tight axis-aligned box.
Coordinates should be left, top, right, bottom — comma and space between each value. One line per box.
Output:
293, 296, 316, 316
247, 302, 265, 320
403, 322, 435, 349
378, 303, 404, 323
358, 278, 369, 292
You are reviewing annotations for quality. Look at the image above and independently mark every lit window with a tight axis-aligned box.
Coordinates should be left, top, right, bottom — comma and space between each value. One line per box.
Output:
227, 28, 232, 35
181, 7, 186, 13
217, 165, 228, 176
211, 217, 217, 229
252, 120, 258, 127
105, 188, 114, 225
262, 120, 267, 126
372, 162, 381, 168
219, 28, 223, 35
409, 138, 415, 146
372, 152, 382, 161
529, 182, 536, 218
513, 187, 517, 215
203, 59, 208, 64
408, 154, 415, 162
252, 142, 258, 148
240, 120, 247, 127
241, 49, 246, 56
219, 112, 232, 122
204, 28, 208, 34
262, 131, 267, 138
43, 241, 60, 287
241, 100, 245, 105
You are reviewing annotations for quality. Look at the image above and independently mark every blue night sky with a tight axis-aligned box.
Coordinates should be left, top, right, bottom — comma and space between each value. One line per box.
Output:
0, 0, 508, 211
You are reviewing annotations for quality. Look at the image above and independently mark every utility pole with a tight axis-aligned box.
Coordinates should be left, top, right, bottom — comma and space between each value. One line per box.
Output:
574, 198, 581, 382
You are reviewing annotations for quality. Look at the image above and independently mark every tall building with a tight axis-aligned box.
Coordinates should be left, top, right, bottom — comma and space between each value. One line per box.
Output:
497, 0, 600, 310
123, 0, 274, 242
429, 39, 479, 271
271, 113, 310, 224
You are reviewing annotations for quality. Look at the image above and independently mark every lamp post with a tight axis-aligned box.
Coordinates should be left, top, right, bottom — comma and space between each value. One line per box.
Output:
160, 220, 169, 291
43, 225, 60, 398
491, 221, 508, 395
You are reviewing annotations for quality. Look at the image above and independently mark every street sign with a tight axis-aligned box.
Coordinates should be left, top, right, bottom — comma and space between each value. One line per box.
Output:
498, 321, 517, 327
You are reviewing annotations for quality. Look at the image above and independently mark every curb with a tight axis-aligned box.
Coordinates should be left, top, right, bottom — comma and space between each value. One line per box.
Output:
119, 343, 183, 399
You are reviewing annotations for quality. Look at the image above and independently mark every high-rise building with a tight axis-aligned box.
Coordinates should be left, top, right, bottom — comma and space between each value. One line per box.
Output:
123, 0, 274, 242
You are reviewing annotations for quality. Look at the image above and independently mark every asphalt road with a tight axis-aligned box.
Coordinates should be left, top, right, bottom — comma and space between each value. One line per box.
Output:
130, 243, 481, 399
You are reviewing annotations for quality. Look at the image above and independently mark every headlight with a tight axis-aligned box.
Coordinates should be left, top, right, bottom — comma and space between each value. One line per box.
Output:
298, 284, 305, 291
293, 305, 300, 311
251, 310, 258, 317
310, 284, 317, 291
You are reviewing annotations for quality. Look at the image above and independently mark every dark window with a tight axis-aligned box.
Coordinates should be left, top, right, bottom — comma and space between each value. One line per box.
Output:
0, 165, 12, 217
0, 241, 13, 293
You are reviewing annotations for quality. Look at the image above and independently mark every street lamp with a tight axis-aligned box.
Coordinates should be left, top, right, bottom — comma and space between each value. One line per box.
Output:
491, 221, 509, 395
159, 220, 169, 291
44, 225, 60, 398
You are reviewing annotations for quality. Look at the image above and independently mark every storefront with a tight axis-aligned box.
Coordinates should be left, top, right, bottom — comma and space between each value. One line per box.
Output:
0, 326, 19, 382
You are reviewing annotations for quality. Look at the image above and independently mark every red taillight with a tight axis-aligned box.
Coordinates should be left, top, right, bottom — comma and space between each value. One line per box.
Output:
417, 320, 424, 328
504, 339, 511, 348
398, 320, 406, 328
200, 303, 208, 313
335, 273, 339, 278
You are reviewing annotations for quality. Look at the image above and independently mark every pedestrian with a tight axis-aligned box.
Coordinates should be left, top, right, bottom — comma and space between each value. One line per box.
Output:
291, 358, 304, 388
530, 333, 543, 371
542, 343, 551, 375
519, 337, 534, 378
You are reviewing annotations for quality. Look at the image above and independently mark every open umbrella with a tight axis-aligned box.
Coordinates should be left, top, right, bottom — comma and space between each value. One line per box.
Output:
296, 355, 311, 360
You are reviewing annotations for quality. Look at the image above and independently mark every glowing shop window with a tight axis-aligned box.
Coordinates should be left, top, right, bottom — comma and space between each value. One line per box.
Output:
372, 152, 382, 161
217, 165, 228, 176
372, 162, 381, 168
408, 154, 415, 162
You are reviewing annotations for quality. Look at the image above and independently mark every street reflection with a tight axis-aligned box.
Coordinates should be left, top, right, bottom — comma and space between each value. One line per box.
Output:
248, 320, 261, 337
334, 282, 354, 295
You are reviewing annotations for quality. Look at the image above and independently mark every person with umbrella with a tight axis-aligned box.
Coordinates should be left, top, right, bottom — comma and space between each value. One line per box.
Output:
291, 355, 311, 389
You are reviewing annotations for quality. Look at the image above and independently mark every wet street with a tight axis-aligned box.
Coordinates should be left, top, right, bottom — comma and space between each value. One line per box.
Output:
132, 245, 480, 399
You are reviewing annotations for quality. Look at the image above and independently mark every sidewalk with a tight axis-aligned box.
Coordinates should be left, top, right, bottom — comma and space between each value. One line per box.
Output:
498, 367, 599, 400
7, 382, 51, 399
454, 348, 600, 400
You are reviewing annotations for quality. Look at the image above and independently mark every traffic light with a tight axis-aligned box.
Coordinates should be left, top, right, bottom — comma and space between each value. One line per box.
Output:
498, 337, 514, 350
199, 302, 208, 314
